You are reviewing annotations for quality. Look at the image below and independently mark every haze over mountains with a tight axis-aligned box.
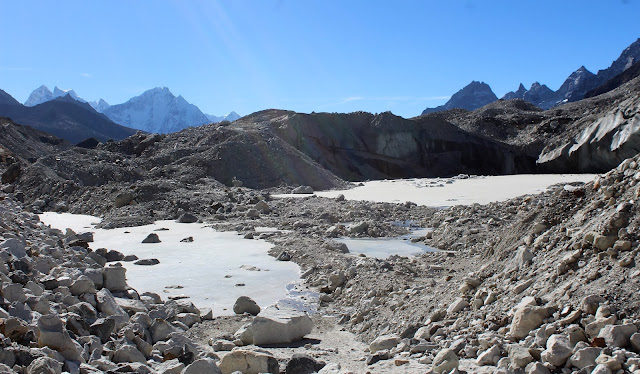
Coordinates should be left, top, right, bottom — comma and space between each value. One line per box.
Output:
423, 37, 640, 114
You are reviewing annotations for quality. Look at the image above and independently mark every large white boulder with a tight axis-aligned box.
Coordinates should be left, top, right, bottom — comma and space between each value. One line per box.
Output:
236, 306, 313, 346
218, 349, 279, 374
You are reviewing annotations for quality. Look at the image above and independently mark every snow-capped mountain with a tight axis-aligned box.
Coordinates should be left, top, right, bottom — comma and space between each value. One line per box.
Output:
205, 111, 241, 123
25, 85, 87, 106
24, 85, 54, 106
102, 87, 210, 134
88, 99, 110, 113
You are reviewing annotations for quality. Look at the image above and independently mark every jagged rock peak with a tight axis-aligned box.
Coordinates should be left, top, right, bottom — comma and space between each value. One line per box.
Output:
422, 81, 498, 115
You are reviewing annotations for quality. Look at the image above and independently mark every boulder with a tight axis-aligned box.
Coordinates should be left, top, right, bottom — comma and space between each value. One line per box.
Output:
134, 258, 160, 266
508, 344, 533, 369
2, 283, 27, 303
182, 358, 222, 374
218, 349, 279, 374
570, 347, 602, 369
1, 238, 27, 259
233, 296, 261, 316
476, 345, 501, 366
432, 348, 458, 374
285, 353, 325, 374
113, 344, 147, 363
26, 356, 62, 374
447, 297, 469, 314
114, 192, 134, 208
541, 334, 572, 367
237, 306, 313, 345
150, 318, 178, 343
510, 305, 549, 340
153, 359, 185, 374
37, 314, 84, 362
103, 265, 127, 292
369, 334, 401, 353
70, 275, 96, 295
177, 213, 198, 223
598, 323, 638, 347
142, 233, 161, 243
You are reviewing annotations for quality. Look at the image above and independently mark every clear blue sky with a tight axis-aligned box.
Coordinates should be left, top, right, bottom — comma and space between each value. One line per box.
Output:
1, 1, 638, 118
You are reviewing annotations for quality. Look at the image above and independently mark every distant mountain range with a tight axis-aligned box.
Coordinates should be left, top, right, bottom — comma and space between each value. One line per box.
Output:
423, 38, 640, 114
0, 89, 137, 143
21, 85, 240, 134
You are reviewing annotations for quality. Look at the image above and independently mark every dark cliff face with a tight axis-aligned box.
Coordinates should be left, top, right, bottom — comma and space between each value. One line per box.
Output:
247, 110, 537, 182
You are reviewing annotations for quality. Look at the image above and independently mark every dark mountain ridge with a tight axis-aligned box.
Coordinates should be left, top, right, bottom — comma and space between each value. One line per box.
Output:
0, 91, 138, 143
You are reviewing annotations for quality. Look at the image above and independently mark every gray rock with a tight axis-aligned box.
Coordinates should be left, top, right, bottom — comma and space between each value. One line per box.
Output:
570, 347, 602, 369
285, 353, 325, 374
150, 318, 179, 343
510, 305, 549, 340
177, 213, 198, 223
37, 314, 84, 362
26, 356, 62, 374
2, 283, 27, 303
182, 358, 222, 374
142, 233, 161, 243
102, 265, 127, 292
447, 297, 469, 314
432, 348, 459, 374
598, 323, 638, 347
115, 192, 134, 208
233, 296, 261, 316
591, 364, 613, 374
90, 317, 116, 343
134, 258, 160, 266
1, 238, 27, 258
369, 334, 401, 353
541, 334, 572, 367
113, 344, 147, 363
237, 306, 313, 345
630, 332, 640, 352
477, 345, 501, 366
218, 349, 279, 374
70, 275, 96, 295
154, 359, 185, 374
526, 362, 551, 374
507, 344, 533, 369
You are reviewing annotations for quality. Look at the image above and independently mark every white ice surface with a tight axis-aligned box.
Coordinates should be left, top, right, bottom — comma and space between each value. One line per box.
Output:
337, 237, 436, 259
39, 214, 300, 316
276, 174, 597, 207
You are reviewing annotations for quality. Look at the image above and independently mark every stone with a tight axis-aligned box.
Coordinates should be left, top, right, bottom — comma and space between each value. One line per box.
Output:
477, 345, 501, 366
134, 258, 160, 266
541, 334, 572, 367
598, 323, 638, 347
237, 306, 313, 345
292, 186, 313, 194
90, 317, 116, 343
177, 213, 198, 223
432, 348, 459, 374
277, 251, 292, 261
447, 297, 469, 314
595, 354, 621, 371
182, 358, 222, 374
630, 332, 640, 352
115, 297, 148, 314
369, 334, 401, 353
233, 296, 261, 316
348, 221, 369, 234
154, 359, 185, 374
115, 192, 134, 208
95, 289, 128, 327
2, 283, 27, 303
26, 356, 62, 374
255, 200, 270, 213
591, 364, 613, 374
210, 339, 236, 352
570, 347, 602, 369
142, 233, 161, 243
1, 317, 29, 341
327, 271, 345, 291
113, 344, 147, 363
1, 238, 27, 259
526, 362, 551, 374
37, 314, 84, 362
510, 305, 549, 340
508, 344, 533, 369
102, 265, 127, 292
70, 275, 96, 295
285, 353, 325, 374
366, 350, 390, 365
593, 235, 617, 251
218, 349, 279, 374
150, 318, 178, 343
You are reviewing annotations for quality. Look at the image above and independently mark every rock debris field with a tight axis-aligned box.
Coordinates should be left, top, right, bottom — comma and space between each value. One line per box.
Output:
2, 159, 640, 374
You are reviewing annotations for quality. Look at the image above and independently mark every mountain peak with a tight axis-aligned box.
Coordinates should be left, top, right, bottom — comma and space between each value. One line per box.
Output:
24, 85, 54, 106
422, 81, 497, 115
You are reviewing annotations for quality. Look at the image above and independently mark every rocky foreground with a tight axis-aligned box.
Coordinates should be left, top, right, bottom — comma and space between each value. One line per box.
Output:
2, 154, 640, 373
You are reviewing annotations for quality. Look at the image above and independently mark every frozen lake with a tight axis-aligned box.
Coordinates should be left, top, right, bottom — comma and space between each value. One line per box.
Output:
39, 213, 302, 316
277, 174, 597, 207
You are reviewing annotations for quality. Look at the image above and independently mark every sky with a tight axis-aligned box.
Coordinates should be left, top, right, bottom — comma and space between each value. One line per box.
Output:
1, 1, 639, 119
